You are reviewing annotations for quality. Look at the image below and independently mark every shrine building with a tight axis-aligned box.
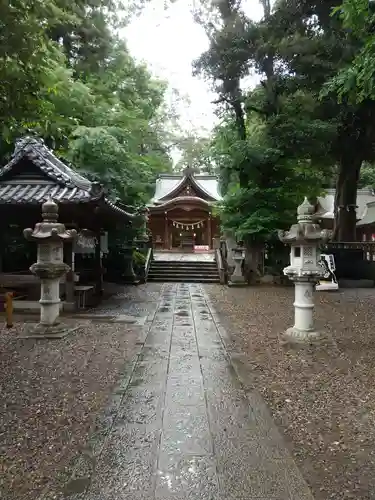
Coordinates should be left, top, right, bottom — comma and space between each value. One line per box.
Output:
147, 167, 221, 250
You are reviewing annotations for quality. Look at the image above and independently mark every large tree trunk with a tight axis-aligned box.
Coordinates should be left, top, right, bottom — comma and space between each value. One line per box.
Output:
333, 103, 375, 241
334, 156, 362, 241
244, 242, 263, 282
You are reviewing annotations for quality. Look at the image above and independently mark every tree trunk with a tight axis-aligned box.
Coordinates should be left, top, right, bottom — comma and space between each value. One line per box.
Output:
244, 240, 263, 282
334, 156, 362, 241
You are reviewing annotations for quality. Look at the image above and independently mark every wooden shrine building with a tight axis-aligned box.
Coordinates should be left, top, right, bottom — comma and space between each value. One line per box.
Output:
0, 136, 135, 229
0, 136, 137, 308
147, 167, 221, 250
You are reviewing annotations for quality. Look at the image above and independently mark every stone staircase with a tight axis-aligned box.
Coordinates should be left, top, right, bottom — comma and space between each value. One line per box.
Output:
147, 259, 220, 283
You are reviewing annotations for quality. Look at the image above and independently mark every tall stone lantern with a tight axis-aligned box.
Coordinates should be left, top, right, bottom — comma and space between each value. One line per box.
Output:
24, 199, 77, 337
138, 207, 150, 242
278, 197, 331, 343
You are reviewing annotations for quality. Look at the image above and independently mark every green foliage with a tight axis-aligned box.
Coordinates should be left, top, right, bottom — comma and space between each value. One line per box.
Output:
0, 1, 64, 140
359, 162, 375, 189
322, 0, 375, 103
211, 113, 327, 240
191, 0, 335, 242
132, 250, 146, 266
193, 0, 375, 242
0, 0, 174, 209
174, 135, 215, 173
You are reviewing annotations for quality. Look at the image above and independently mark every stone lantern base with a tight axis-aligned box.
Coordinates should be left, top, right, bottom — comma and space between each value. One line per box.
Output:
280, 326, 333, 347
280, 277, 323, 345
228, 276, 247, 287
20, 322, 80, 339
281, 326, 321, 345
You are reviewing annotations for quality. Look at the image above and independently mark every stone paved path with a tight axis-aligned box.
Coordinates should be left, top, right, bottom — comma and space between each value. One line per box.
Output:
68, 283, 313, 500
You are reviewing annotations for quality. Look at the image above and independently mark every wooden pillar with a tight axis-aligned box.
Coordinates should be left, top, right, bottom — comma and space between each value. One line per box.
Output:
64, 241, 75, 312
208, 213, 212, 249
0, 235, 3, 273
164, 213, 169, 250
95, 231, 103, 295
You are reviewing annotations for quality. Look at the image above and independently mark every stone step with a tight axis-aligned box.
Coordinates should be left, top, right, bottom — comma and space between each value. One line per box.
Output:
150, 266, 217, 273
149, 272, 220, 279
151, 261, 216, 267
148, 259, 220, 284
148, 276, 220, 283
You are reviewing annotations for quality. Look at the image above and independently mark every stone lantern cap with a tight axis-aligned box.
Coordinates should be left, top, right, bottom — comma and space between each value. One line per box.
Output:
233, 240, 245, 251
232, 246, 245, 255
278, 197, 331, 245
24, 198, 77, 242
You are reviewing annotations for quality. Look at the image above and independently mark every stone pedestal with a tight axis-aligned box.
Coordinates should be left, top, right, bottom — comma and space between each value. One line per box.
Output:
278, 197, 331, 344
117, 246, 136, 284
40, 278, 61, 325
23, 199, 77, 338
285, 278, 318, 342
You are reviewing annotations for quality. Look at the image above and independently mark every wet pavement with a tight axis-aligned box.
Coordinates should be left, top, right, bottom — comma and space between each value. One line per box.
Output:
66, 283, 313, 500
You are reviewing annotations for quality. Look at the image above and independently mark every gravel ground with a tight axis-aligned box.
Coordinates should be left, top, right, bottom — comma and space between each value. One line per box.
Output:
205, 285, 375, 500
0, 317, 141, 500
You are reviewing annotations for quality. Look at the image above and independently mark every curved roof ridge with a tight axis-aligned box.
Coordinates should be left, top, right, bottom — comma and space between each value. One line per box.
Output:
2, 136, 98, 195
159, 172, 183, 178
157, 176, 186, 201
151, 195, 212, 209
103, 197, 136, 219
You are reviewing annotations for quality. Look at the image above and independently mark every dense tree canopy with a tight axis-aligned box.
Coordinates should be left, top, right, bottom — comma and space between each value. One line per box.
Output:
191, 0, 375, 243
0, 0, 174, 207
191, 0, 334, 243
4, 0, 375, 244
174, 134, 215, 173
324, 0, 375, 103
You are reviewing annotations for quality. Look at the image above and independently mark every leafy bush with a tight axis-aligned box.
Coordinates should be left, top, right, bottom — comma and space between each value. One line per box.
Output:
132, 250, 146, 266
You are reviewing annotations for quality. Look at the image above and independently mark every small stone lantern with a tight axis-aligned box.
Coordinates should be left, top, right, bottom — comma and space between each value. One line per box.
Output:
228, 243, 246, 286
278, 197, 331, 343
24, 199, 77, 337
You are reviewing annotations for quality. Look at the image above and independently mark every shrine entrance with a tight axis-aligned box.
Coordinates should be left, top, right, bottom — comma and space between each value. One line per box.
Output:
171, 225, 205, 249
170, 218, 207, 250
147, 169, 221, 250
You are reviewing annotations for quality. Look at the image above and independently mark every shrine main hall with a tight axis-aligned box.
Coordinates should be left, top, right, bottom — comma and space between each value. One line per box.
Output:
147, 168, 221, 250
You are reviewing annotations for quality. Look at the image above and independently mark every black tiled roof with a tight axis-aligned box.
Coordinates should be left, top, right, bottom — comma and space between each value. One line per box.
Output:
0, 136, 135, 220
0, 182, 93, 204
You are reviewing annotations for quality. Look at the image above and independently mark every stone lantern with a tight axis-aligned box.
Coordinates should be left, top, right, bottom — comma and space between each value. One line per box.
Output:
138, 207, 150, 242
24, 199, 77, 337
278, 197, 331, 343
228, 243, 246, 286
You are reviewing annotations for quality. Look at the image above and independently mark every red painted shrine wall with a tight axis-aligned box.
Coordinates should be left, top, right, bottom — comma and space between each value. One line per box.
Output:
148, 209, 220, 249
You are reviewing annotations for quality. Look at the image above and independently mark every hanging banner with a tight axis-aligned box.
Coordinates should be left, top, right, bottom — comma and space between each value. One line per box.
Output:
73, 232, 97, 254
170, 219, 205, 231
